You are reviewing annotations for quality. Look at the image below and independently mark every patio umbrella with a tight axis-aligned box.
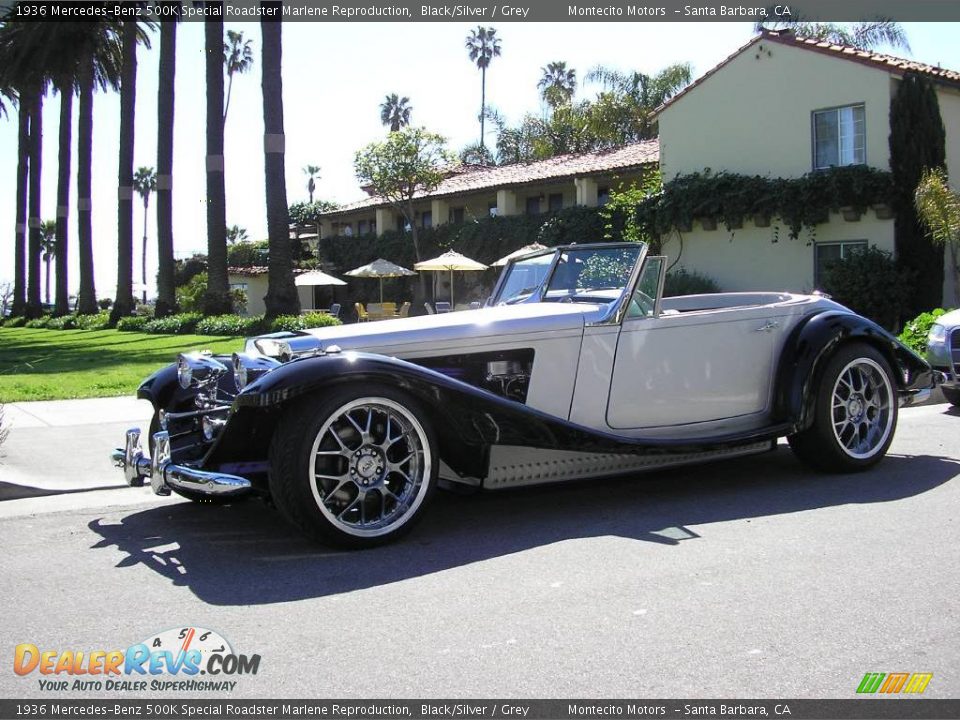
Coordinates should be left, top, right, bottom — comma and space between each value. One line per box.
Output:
414, 250, 488, 306
345, 258, 417, 303
293, 269, 347, 287
491, 243, 548, 267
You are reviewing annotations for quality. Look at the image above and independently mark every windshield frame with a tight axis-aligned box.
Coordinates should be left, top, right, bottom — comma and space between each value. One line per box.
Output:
490, 242, 648, 311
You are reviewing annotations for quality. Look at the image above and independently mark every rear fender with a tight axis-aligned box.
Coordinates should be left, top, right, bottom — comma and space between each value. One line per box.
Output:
773, 310, 934, 431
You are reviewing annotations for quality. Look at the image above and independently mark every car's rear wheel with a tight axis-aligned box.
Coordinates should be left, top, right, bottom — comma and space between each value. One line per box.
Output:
788, 343, 898, 472
269, 385, 438, 548
942, 386, 960, 407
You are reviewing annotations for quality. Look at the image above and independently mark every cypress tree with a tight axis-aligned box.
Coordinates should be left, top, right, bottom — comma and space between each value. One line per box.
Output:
889, 73, 946, 314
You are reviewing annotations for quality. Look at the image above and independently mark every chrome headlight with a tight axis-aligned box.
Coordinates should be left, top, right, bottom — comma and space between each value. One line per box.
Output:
232, 352, 281, 390
177, 352, 228, 389
927, 323, 947, 345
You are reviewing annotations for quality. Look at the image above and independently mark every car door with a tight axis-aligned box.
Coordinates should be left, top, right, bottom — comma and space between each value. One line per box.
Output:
605, 260, 781, 430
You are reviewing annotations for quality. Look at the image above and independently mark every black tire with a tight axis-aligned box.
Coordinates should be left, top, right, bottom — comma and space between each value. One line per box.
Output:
268, 384, 439, 548
788, 342, 898, 473
149, 412, 238, 505
942, 386, 960, 407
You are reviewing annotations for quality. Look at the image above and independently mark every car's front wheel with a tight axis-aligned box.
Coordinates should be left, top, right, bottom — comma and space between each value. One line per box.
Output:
788, 343, 898, 472
269, 385, 438, 548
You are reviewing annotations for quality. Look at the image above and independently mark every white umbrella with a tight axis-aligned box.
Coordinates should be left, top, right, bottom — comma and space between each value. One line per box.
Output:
491, 243, 548, 267
414, 250, 488, 306
294, 270, 347, 287
345, 258, 417, 303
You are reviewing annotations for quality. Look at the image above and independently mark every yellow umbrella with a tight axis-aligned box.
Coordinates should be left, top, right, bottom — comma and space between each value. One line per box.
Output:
414, 250, 488, 306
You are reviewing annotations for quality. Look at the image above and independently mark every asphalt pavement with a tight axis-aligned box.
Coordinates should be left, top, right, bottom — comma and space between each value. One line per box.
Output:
0, 397, 958, 699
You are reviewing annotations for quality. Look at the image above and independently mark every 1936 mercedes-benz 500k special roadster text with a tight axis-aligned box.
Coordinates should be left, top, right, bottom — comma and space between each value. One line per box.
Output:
114, 243, 938, 547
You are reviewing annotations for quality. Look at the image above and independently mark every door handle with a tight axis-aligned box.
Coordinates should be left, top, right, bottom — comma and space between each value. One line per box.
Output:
754, 321, 780, 332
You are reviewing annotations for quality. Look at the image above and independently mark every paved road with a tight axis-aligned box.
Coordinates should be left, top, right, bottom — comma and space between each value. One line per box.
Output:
0, 400, 958, 699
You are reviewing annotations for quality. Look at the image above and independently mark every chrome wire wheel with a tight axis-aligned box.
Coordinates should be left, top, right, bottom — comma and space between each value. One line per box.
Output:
830, 357, 894, 460
307, 397, 432, 538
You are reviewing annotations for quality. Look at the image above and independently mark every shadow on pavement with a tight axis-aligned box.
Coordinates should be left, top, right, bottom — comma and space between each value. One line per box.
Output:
87, 448, 960, 605
0, 481, 126, 502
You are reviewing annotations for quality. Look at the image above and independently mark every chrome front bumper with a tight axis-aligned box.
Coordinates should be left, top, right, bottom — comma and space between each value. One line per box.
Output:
111, 428, 252, 498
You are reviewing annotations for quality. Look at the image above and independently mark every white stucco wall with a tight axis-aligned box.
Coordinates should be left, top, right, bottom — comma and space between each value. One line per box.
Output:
661, 210, 895, 294
659, 39, 894, 179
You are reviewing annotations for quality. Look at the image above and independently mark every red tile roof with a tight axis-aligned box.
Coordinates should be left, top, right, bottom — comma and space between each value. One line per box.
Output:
657, 29, 960, 116
324, 140, 659, 217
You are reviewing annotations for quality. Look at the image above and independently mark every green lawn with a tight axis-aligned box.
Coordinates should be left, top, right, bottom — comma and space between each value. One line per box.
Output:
0, 327, 243, 402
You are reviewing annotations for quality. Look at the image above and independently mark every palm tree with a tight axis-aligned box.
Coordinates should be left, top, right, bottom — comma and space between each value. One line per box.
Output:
155, 6, 179, 317
538, 61, 576, 108
261, 9, 299, 318
12, 97, 28, 317
38, 220, 56, 307
223, 29, 253, 124
76, 23, 124, 316
465, 26, 502, 148
755, 20, 910, 52
303, 164, 321, 203
915, 168, 960, 307
204, 18, 230, 315
110, 20, 143, 323
586, 63, 692, 140
225, 225, 248, 244
379, 93, 412, 132
133, 166, 156, 303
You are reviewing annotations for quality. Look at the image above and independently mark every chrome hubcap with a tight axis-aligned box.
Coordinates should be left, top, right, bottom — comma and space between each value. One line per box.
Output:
831, 358, 893, 460
308, 398, 431, 538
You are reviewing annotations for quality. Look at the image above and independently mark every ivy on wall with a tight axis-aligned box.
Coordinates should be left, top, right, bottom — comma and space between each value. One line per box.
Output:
637, 165, 895, 240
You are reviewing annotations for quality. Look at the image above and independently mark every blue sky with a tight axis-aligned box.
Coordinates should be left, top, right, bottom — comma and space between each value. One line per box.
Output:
2, 21, 959, 297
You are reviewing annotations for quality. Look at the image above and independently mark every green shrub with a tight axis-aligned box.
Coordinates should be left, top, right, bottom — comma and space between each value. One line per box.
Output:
47, 315, 78, 330
76, 312, 111, 330
134, 303, 155, 318
3, 316, 26, 328
176, 272, 246, 314
898, 308, 951, 355
144, 312, 203, 335
227, 241, 269, 267
821, 246, 914, 331
196, 314, 267, 336
664, 268, 721, 296
97, 298, 113, 310
268, 313, 343, 332
25, 316, 52, 328
116, 315, 152, 332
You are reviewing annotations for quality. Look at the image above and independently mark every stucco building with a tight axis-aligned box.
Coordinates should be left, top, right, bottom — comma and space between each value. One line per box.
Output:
656, 29, 960, 300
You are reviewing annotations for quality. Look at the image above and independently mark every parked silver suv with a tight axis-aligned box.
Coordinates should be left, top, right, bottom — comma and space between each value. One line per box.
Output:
927, 308, 960, 406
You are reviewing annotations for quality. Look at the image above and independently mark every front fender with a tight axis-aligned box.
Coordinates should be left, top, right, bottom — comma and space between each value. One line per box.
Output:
773, 310, 935, 430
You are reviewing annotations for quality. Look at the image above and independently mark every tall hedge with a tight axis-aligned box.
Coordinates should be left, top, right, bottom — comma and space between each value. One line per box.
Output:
889, 73, 947, 315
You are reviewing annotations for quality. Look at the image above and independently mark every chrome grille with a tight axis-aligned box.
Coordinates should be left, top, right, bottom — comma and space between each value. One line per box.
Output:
951, 328, 960, 377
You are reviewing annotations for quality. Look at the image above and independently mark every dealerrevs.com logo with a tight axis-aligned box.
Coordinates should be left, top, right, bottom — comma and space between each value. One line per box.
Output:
13, 627, 261, 692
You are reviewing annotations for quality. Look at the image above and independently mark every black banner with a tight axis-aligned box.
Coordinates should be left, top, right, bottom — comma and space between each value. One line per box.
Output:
3, 700, 960, 720
3, 0, 960, 22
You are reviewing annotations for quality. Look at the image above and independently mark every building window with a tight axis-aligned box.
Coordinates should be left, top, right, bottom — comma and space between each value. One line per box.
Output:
815, 240, 867, 285
229, 282, 248, 293
342, 224, 353, 237
597, 186, 610, 206
548, 193, 564, 212
526, 196, 541, 215
813, 104, 865, 170
450, 207, 465, 224
358, 220, 369, 235
488, 201, 498, 217
421, 211, 432, 228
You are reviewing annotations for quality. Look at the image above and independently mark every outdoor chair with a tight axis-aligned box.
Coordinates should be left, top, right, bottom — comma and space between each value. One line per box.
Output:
355, 302, 370, 322
424, 303, 435, 315
469, 301, 481, 310
397, 302, 411, 318
329, 303, 341, 319
381, 301, 398, 316
435, 301, 451, 313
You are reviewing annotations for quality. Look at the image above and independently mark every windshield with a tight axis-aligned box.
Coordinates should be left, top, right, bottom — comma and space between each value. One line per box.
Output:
493, 244, 644, 305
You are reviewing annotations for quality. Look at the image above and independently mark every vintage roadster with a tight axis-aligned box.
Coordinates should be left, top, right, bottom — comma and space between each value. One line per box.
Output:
114, 243, 937, 547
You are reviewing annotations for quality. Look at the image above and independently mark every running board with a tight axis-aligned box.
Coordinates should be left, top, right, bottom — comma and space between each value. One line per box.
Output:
481, 441, 776, 489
